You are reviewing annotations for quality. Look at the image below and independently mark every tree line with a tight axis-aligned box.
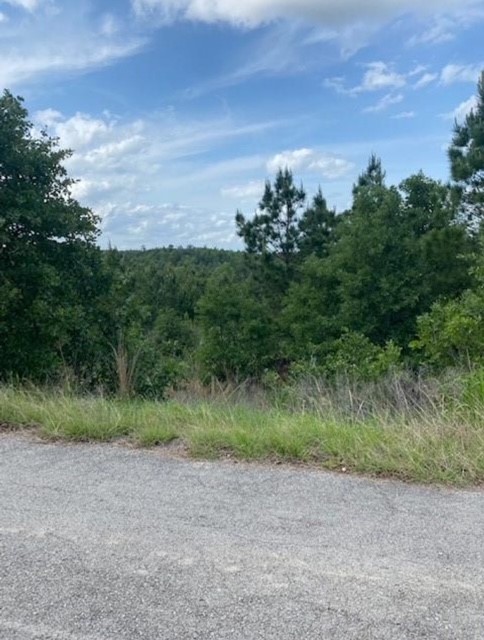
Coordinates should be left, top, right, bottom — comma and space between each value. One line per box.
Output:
1, 74, 483, 395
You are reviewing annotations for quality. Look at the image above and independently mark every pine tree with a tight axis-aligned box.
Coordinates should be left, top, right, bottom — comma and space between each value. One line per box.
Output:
448, 71, 484, 228
298, 188, 339, 259
352, 154, 386, 195
235, 168, 306, 268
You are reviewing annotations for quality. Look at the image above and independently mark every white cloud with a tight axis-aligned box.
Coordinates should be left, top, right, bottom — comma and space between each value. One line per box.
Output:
392, 111, 416, 119
70, 179, 113, 202
3, 0, 40, 10
323, 76, 347, 94
101, 202, 237, 249
31, 108, 286, 248
364, 93, 404, 113
407, 65, 428, 77
408, 17, 456, 45
36, 111, 113, 148
356, 62, 406, 93
83, 136, 146, 166
444, 95, 478, 122
0, 6, 145, 88
221, 181, 265, 200
325, 62, 407, 96
267, 148, 353, 179
35, 109, 63, 127
0, 44, 143, 89
413, 72, 438, 89
267, 148, 313, 172
440, 63, 483, 85
132, 0, 484, 29
409, 8, 484, 46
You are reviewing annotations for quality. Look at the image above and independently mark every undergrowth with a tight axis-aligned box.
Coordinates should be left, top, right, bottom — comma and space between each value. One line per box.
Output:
1, 371, 483, 486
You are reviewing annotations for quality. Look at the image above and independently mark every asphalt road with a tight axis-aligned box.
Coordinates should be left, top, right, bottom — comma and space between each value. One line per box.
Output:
0, 434, 483, 640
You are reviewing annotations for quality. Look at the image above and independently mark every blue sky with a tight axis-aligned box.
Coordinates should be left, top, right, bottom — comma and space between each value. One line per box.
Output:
1, 0, 483, 249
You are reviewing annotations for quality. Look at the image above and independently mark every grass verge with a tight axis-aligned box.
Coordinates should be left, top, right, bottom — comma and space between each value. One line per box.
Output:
1, 385, 483, 486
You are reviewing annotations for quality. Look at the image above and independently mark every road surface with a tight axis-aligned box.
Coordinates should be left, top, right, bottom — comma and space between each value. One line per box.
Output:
0, 433, 483, 639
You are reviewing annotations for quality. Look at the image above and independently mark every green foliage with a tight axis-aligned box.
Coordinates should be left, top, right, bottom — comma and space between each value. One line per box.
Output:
290, 332, 401, 382
329, 172, 471, 346
2, 89, 482, 394
197, 265, 279, 379
323, 333, 402, 381
399, 172, 473, 303
0, 90, 106, 382
99, 247, 241, 396
297, 188, 339, 259
331, 182, 415, 343
130, 312, 196, 398
235, 168, 306, 267
412, 290, 484, 368
282, 255, 341, 360
235, 169, 306, 290
449, 71, 484, 227
353, 153, 386, 195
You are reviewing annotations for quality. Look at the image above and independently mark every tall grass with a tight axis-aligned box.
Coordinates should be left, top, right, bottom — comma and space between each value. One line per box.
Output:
1, 371, 483, 486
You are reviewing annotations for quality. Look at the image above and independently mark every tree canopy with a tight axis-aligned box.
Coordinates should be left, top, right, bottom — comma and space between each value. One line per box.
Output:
1, 74, 484, 390
0, 90, 104, 381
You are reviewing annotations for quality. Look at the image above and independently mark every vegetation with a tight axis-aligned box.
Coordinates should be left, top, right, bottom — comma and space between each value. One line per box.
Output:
1, 74, 484, 485
1, 375, 483, 485
449, 72, 484, 227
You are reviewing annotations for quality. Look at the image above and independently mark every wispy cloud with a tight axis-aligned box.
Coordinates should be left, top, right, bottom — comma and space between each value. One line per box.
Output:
3, 0, 41, 10
443, 95, 478, 121
133, 0, 484, 29
413, 72, 438, 89
0, 4, 145, 88
392, 111, 416, 119
440, 63, 483, 85
100, 202, 238, 249
184, 22, 310, 99
267, 148, 354, 179
409, 7, 484, 47
173, 4, 484, 99
221, 181, 265, 200
32, 107, 287, 248
325, 62, 407, 96
355, 62, 406, 93
363, 93, 404, 113
408, 17, 456, 45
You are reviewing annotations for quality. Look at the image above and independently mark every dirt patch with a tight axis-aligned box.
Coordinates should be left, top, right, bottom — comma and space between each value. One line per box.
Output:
0, 423, 41, 439
0, 422, 22, 432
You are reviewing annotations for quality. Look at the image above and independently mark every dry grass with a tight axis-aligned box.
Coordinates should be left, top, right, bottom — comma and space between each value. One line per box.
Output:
1, 373, 483, 486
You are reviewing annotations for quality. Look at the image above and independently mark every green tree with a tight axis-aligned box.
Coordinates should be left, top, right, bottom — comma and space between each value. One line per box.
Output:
197, 265, 279, 379
282, 256, 341, 361
328, 169, 471, 347
412, 291, 484, 368
399, 172, 472, 305
235, 168, 306, 270
448, 71, 484, 227
298, 188, 339, 259
332, 182, 417, 344
352, 154, 386, 195
0, 90, 103, 381
412, 233, 484, 368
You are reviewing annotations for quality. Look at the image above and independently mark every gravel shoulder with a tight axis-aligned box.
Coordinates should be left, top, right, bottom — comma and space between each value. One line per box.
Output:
1, 434, 483, 639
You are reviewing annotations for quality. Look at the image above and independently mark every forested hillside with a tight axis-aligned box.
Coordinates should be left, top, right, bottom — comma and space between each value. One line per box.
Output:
1, 74, 484, 398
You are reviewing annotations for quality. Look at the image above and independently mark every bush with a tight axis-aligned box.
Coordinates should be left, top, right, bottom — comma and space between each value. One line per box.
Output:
412, 291, 484, 369
291, 332, 402, 382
